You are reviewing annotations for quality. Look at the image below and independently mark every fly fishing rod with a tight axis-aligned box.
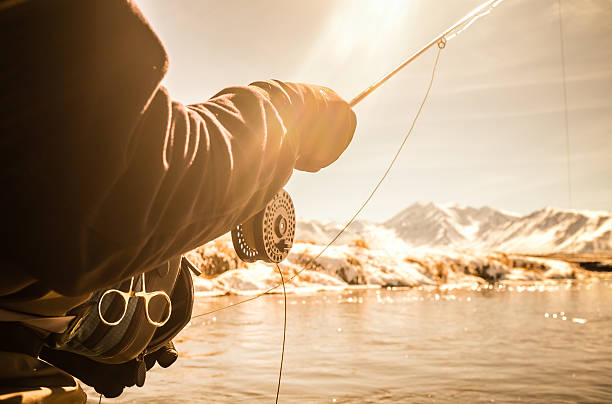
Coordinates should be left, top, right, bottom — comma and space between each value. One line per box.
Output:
228, 0, 506, 269
95, 1, 514, 403
350, 0, 505, 107
200, 2, 508, 402
202, 0, 509, 316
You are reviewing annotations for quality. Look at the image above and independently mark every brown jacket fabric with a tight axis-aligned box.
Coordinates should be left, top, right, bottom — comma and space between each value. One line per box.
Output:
1, 0, 356, 299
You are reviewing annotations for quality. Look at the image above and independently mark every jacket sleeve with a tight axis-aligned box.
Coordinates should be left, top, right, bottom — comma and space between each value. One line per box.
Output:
80, 82, 306, 296
0, 0, 338, 296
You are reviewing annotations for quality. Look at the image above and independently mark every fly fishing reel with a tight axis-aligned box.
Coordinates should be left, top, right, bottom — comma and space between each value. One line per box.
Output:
231, 189, 295, 263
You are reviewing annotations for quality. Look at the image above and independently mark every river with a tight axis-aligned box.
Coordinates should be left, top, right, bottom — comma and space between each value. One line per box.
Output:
89, 279, 612, 403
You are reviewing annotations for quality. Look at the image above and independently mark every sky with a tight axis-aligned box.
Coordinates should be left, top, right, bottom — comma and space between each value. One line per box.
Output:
136, 0, 612, 222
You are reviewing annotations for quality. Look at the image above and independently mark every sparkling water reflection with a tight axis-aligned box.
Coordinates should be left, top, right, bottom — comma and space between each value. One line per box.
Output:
89, 279, 612, 403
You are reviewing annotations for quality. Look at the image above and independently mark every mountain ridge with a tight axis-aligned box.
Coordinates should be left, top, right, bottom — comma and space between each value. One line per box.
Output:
295, 203, 611, 254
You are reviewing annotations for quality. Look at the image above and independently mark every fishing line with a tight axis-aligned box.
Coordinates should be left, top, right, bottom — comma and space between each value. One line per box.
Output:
349, 0, 504, 107
190, 0, 509, 321
191, 43, 444, 321
187, 45, 442, 404
186, 3, 510, 403
95, 1, 510, 401
274, 263, 287, 404
557, 0, 572, 209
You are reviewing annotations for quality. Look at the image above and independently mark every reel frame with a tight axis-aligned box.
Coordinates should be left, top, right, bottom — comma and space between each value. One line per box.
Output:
231, 189, 295, 264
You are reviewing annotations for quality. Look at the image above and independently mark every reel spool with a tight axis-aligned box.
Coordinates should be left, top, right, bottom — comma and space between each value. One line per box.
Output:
231, 189, 295, 263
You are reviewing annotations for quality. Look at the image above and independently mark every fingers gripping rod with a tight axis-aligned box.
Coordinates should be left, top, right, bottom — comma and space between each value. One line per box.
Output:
349, 0, 505, 107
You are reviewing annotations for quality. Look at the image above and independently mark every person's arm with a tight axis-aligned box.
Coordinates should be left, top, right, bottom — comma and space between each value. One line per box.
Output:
1, 0, 355, 297
79, 80, 354, 297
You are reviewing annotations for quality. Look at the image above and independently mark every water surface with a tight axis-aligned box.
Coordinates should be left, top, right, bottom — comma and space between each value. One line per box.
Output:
91, 280, 612, 403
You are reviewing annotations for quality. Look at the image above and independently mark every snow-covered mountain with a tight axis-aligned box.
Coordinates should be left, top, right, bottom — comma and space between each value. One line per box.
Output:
296, 203, 611, 254
295, 219, 398, 248
484, 206, 612, 254
188, 204, 610, 295
295, 219, 366, 245
384, 202, 519, 249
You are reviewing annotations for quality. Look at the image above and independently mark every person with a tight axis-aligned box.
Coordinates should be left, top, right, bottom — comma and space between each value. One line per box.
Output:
0, 0, 357, 402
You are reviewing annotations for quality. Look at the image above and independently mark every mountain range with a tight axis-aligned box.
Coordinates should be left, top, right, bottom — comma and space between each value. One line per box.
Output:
295, 203, 612, 254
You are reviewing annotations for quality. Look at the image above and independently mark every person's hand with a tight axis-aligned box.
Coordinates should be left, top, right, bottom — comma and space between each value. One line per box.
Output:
250, 81, 357, 173
292, 84, 357, 172
39, 342, 179, 398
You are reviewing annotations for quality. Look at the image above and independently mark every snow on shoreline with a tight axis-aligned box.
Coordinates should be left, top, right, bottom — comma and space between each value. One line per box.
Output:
187, 239, 596, 297
186, 204, 610, 296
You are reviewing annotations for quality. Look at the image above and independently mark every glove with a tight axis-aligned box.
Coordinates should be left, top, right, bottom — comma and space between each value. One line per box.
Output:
292, 84, 356, 173
251, 80, 357, 173
144, 341, 178, 370
39, 342, 179, 398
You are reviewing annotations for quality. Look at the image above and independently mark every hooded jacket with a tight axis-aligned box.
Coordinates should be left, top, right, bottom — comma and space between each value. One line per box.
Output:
0, 0, 356, 304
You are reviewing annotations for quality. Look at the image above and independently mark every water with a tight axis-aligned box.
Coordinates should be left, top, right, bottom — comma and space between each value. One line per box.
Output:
90, 280, 612, 403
